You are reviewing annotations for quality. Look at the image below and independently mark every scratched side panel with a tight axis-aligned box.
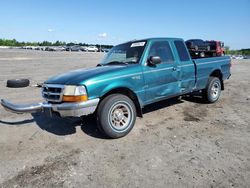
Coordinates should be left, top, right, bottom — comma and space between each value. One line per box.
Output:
179, 63, 196, 92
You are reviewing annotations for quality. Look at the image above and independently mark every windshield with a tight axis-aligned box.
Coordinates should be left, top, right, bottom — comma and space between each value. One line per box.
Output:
101, 41, 147, 65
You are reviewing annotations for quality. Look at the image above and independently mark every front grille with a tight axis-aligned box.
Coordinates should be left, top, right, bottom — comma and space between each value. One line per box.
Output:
42, 84, 64, 102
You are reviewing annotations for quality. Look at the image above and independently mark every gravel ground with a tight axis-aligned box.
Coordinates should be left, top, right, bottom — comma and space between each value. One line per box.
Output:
0, 49, 249, 188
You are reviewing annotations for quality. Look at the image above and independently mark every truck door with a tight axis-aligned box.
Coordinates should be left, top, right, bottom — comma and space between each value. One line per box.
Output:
172, 40, 196, 93
142, 40, 181, 104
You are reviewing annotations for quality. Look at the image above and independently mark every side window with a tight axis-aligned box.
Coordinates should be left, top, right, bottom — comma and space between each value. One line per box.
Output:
148, 41, 174, 64
174, 41, 190, 62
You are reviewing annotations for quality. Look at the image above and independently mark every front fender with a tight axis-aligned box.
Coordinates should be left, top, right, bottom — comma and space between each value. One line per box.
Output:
84, 75, 145, 107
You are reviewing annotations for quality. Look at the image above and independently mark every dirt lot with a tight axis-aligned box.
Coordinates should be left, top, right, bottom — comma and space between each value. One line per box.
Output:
0, 49, 249, 188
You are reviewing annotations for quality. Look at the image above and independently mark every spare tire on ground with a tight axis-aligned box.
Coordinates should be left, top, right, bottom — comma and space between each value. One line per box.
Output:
6, 79, 30, 88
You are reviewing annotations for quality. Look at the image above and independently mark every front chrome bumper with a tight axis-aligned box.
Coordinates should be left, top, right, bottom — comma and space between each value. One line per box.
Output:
1, 98, 100, 117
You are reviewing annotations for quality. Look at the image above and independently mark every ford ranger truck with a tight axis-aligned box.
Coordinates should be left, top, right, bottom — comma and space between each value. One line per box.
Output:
1, 38, 231, 138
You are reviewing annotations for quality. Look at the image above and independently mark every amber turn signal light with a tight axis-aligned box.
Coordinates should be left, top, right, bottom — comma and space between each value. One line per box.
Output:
62, 95, 88, 102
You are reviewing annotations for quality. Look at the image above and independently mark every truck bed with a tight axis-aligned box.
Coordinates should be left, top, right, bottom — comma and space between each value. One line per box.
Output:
193, 56, 231, 90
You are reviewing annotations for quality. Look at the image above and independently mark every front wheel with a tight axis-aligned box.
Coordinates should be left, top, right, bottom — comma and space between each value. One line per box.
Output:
97, 94, 136, 138
202, 77, 221, 103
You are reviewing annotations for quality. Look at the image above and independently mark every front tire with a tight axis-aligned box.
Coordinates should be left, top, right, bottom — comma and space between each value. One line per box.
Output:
202, 77, 221, 103
97, 94, 136, 138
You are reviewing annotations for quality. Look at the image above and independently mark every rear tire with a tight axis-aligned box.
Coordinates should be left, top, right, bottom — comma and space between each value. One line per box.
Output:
97, 94, 136, 138
202, 77, 221, 103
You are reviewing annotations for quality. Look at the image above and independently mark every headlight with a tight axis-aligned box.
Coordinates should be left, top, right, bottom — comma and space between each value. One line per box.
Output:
63, 85, 88, 102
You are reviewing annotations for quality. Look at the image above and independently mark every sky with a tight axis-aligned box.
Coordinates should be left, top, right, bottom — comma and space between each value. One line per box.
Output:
0, 0, 249, 49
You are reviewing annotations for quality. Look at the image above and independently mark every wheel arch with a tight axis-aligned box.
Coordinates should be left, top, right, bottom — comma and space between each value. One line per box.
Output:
100, 87, 143, 117
209, 69, 224, 90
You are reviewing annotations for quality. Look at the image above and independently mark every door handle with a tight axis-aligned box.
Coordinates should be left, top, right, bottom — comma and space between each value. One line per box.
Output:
172, 67, 177, 71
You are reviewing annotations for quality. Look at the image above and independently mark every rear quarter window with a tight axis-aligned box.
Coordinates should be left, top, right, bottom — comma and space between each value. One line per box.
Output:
174, 41, 190, 61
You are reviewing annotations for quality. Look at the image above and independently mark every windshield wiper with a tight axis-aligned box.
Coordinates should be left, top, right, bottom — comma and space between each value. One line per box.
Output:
125, 60, 138, 64
105, 61, 128, 66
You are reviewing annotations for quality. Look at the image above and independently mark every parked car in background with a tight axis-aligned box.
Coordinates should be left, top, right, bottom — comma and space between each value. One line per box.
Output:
206, 41, 225, 56
86, 46, 98, 52
230, 55, 248, 60
236, 55, 244, 60
24, 46, 34, 50
66, 45, 81, 52
45, 46, 65, 51
38, 46, 47, 51
101, 48, 110, 53
80, 46, 88, 52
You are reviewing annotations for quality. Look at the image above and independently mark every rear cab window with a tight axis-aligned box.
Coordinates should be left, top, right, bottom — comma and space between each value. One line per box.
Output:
174, 40, 190, 62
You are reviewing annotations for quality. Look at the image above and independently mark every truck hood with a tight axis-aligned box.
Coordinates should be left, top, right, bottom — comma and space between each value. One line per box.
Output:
45, 65, 127, 85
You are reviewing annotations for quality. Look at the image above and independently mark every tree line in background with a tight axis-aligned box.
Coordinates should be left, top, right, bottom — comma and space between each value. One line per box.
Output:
0, 38, 113, 49
1, 38, 250, 55
224, 46, 250, 56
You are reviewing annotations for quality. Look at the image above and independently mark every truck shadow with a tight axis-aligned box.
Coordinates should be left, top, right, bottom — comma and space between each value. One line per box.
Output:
32, 113, 80, 136
181, 94, 207, 104
142, 97, 184, 114
31, 113, 107, 139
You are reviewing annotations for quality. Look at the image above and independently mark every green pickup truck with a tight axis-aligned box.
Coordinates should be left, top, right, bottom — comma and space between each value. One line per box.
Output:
1, 38, 231, 138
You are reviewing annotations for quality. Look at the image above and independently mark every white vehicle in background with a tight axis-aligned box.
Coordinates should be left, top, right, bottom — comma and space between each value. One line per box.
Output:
80, 46, 88, 51
0, 46, 9, 49
231, 55, 244, 60
86, 46, 98, 52
236, 55, 244, 60
231, 55, 243, 59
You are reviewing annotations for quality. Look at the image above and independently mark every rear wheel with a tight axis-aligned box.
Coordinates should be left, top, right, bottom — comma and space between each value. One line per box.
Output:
202, 77, 221, 103
97, 94, 136, 138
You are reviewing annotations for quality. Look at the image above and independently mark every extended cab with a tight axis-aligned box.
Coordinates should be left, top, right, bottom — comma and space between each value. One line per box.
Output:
1, 38, 231, 138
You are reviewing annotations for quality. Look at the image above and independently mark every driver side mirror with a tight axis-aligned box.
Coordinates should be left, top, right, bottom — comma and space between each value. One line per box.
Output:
147, 56, 161, 66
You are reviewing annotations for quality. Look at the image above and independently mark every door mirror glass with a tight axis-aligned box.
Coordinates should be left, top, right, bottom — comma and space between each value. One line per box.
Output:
148, 56, 161, 66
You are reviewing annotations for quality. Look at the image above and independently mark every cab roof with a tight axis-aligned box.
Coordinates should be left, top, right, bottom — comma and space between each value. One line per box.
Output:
129, 37, 183, 42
